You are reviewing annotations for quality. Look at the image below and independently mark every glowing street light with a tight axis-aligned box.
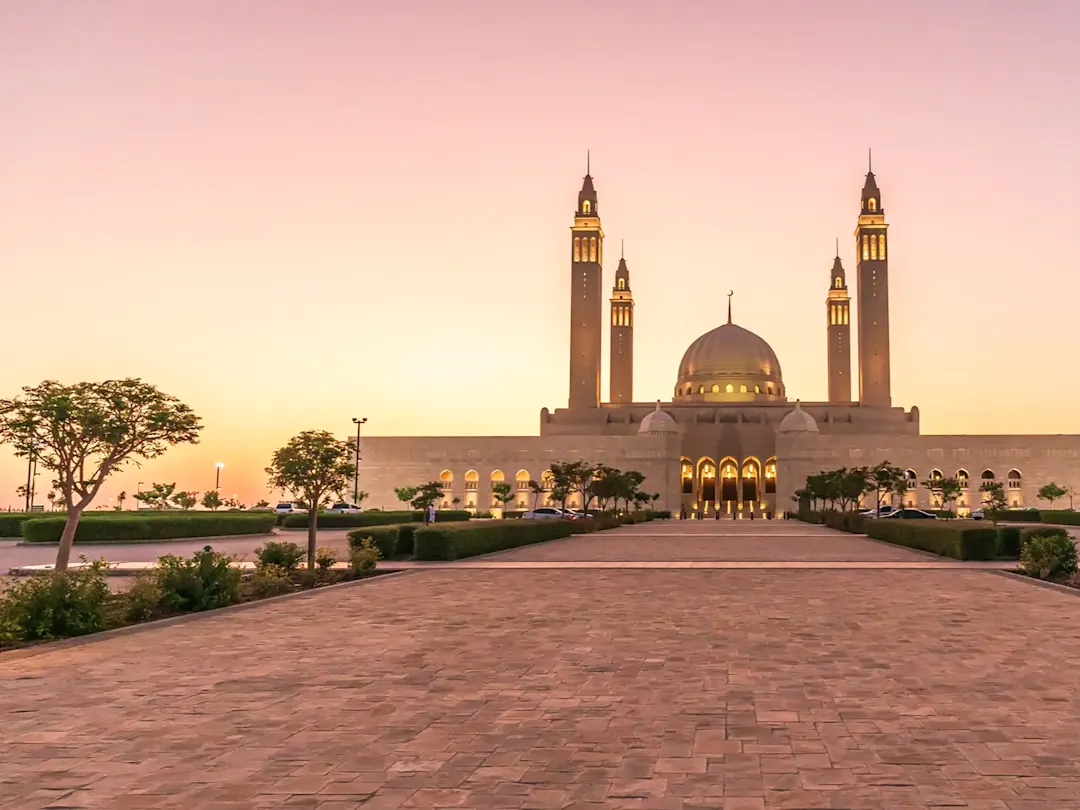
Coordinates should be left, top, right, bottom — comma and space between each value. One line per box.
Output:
215, 462, 224, 491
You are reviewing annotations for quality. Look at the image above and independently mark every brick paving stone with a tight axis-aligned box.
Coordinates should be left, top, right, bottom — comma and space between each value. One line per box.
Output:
488, 520, 938, 562
2, 521, 1080, 809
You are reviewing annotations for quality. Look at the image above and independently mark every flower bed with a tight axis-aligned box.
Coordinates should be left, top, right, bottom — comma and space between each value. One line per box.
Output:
0, 544, 388, 653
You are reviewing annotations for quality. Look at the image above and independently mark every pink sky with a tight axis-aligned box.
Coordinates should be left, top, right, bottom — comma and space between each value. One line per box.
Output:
2, 0, 1079, 507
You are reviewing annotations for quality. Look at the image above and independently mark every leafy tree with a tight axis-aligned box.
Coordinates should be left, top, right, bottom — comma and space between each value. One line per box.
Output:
266, 430, 354, 570
135, 482, 178, 511
116, 490, 127, 511
15, 484, 30, 507
451, 496, 462, 509
527, 479, 544, 510
980, 481, 1008, 526
491, 481, 513, 512
409, 481, 445, 511
891, 475, 910, 508
868, 462, 905, 512
550, 460, 599, 513
0, 379, 201, 571
253, 499, 270, 509
1038, 482, 1066, 508
394, 487, 417, 511
200, 490, 222, 511
633, 491, 652, 511
173, 491, 197, 510
46, 490, 61, 511
922, 476, 962, 516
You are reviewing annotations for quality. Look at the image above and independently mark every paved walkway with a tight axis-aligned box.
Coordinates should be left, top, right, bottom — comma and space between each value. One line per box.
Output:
3, 521, 1080, 809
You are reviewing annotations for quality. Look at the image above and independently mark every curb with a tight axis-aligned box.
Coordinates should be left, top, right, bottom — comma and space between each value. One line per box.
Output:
993, 569, 1080, 598
15, 532, 276, 548
0, 569, 417, 664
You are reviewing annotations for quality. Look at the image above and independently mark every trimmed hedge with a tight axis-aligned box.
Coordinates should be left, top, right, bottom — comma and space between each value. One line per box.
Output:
992, 510, 1041, 523
346, 521, 472, 559
866, 519, 998, 561
282, 510, 471, 529
20, 514, 276, 544
0, 514, 33, 538
996, 526, 1022, 558
1041, 510, 1080, 526
414, 520, 578, 561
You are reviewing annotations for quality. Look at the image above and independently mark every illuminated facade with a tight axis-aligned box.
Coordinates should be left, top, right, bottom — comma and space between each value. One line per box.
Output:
355, 160, 1080, 517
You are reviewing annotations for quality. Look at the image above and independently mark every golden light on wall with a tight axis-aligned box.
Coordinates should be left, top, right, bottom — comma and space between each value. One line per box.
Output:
722, 464, 736, 479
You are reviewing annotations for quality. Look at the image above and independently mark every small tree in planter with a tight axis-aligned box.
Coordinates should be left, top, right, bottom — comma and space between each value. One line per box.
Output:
174, 491, 197, 510
200, 490, 222, 511
527, 479, 544, 511
266, 430, 353, 570
394, 487, 417, 512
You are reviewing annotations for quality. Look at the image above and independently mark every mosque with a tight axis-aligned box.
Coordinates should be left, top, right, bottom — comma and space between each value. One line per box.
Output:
357, 161, 1080, 517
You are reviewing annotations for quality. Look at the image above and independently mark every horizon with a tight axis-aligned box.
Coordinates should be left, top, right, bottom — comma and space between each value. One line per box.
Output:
3, 0, 1080, 506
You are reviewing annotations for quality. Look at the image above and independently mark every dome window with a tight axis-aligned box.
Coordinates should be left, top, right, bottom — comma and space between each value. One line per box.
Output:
725, 384, 734, 394
740, 384, 748, 394
711, 384, 720, 393
754, 385, 761, 394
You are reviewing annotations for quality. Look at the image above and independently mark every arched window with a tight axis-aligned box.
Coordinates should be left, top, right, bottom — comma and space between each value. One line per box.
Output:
740, 384, 748, 393
754, 385, 761, 394
541, 471, 555, 491
711, 384, 720, 393
465, 470, 479, 491
686, 385, 693, 395
868, 197, 877, 211
582, 200, 591, 214
617, 278, 626, 290
843, 306, 849, 325
862, 235, 869, 261
905, 469, 917, 484
834, 277, 841, 289
589, 237, 597, 262
764, 458, 777, 494
879, 233, 886, 260
598, 241, 602, 264
871, 235, 879, 260
767, 385, 774, 394
573, 238, 580, 262
490, 469, 505, 483
725, 384, 734, 393
957, 469, 970, 488
930, 469, 943, 481
830, 307, 836, 326
516, 470, 531, 491
680, 458, 694, 494
981, 469, 995, 481
1007, 469, 1022, 490
698, 385, 705, 394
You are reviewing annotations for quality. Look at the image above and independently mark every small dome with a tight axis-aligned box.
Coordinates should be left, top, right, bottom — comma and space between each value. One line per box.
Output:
674, 321, 785, 402
778, 401, 818, 435
639, 401, 678, 434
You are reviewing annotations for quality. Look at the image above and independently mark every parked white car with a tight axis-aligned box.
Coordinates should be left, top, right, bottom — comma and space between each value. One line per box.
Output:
522, 507, 567, 520
273, 502, 308, 515
328, 502, 364, 514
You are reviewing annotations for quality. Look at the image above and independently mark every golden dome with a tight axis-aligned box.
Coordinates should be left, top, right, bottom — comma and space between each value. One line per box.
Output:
674, 322, 786, 402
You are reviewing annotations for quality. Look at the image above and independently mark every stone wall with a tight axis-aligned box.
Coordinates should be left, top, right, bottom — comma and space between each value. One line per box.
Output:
776, 433, 1080, 511
354, 433, 682, 513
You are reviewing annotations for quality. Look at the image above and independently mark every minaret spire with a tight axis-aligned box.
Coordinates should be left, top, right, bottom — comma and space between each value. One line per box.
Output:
835, 236, 839, 258
609, 247, 634, 404
586, 149, 590, 176
727, 290, 733, 324
868, 146, 872, 173
621, 238, 624, 259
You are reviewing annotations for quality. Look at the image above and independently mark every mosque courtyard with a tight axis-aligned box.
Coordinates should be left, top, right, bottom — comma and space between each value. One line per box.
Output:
2, 520, 1079, 809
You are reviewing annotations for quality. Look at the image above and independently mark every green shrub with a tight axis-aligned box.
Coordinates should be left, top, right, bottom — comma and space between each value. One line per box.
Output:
254, 540, 305, 572
347, 526, 400, 560
650, 510, 672, 520
996, 526, 1022, 558
154, 547, 241, 613
350, 538, 380, 575
1040, 510, 1080, 526
124, 572, 164, 623
866, 519, 998, 561
21, 514, 275, 543
315, 546, 337, 571
249, 564, 295, 597
1021, 532, 1078, 580
414, 520, 578, 561
0, 558, 111, 641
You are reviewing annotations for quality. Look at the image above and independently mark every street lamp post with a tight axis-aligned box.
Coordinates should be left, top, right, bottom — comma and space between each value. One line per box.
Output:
215, 462, 224, 491
351, 417, 367, 504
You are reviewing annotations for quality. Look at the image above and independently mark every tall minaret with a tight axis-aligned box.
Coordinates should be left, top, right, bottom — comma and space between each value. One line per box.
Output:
609, 242, 634, 404
568, 155, 604, 409
826, 240, 851, 403
855, 151, 891, 407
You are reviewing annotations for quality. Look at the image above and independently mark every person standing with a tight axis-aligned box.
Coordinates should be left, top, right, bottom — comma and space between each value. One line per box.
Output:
427, 503, 436, 525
